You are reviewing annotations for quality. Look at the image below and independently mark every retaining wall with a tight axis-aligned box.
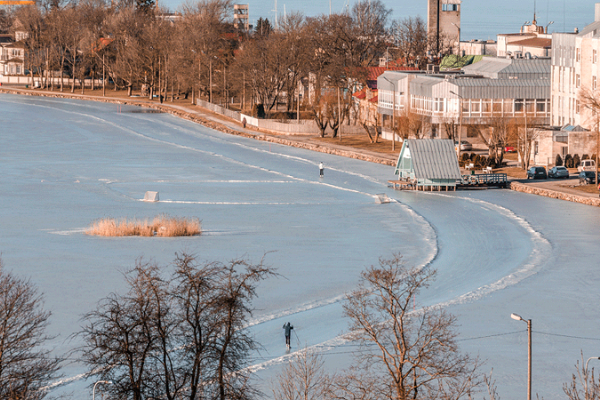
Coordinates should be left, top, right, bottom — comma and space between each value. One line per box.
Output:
511, 182, 600, 207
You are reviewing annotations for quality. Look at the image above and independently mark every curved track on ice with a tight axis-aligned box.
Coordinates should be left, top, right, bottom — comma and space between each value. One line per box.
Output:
0, 94, 595, 400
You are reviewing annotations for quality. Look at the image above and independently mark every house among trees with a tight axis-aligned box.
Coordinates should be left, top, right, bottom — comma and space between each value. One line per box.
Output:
0, 32, 25, 77
394, 139, 462, 190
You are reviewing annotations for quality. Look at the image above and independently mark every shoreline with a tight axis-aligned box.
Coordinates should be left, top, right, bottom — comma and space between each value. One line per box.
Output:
2, 86, 599, 207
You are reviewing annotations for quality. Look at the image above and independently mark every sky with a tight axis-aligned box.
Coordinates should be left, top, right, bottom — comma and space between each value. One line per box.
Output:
158, 0, 596, 40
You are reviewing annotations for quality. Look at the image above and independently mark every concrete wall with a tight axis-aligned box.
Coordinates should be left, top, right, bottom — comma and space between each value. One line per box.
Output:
195, 97, 365, 135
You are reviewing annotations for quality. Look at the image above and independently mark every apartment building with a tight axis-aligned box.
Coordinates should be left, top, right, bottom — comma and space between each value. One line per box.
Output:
551, 4, 600, 129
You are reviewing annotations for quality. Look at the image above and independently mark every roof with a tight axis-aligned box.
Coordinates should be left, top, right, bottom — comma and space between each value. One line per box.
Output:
579, 21, 600, 37
397, 139, 461, 180
353, 89, 366, 99
462, 57, 550, 79
507, 37, 552, 49
439, 54, 486, 71
368, 65, 419, 81
369, 94, 378, 103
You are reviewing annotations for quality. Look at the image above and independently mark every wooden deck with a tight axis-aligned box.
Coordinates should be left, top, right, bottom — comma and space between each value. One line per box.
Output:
388, 180, 456, 191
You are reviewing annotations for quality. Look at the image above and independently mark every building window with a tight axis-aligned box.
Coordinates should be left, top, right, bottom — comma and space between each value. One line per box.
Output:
594, 49, 598, 63
576, 47, 581, 62
536, 101, 546, 113
514, 99, 524, 113
594, 76, 597, 90
434, 98, 445, 112
442, 4, 458, 11
482, 99, 492, 113
493, 100, 502, 112
576, 74, 581, 88
471, 101, 480, 113
576, 100, 580, 114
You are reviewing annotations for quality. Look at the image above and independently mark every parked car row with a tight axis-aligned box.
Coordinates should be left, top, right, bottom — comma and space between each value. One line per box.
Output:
526, 165, 599, 185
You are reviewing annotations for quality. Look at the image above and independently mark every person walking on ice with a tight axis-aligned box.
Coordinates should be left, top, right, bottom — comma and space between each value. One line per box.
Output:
283, 322, 293, 350
319, 162, 324, 178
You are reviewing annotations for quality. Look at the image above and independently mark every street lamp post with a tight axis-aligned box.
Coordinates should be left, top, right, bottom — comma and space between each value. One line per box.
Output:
511, 313, 532, 400
585, 356, 600, 372
449, 90, 463, 160
93, 380, 112, 400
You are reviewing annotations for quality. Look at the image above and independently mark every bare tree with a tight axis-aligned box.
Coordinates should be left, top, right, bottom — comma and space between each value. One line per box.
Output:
80, 254, 275, 400
342, 254, 480, 400
564, 353, 600, 400
389, 16, 428, 67
213, 256, 276, 400
272, 347, 332, 400
579, 87, 600, 184
0, 258, 61, 400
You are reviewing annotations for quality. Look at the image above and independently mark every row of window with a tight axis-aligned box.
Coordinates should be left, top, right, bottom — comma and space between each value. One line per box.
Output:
411, 97, 549, 115
575, 48, 598, 64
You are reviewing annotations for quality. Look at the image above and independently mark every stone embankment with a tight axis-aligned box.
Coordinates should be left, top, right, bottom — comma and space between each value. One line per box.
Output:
511, 182, 600, 207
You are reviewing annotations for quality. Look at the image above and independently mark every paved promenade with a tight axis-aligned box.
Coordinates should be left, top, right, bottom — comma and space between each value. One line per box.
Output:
2, 86, 599, 207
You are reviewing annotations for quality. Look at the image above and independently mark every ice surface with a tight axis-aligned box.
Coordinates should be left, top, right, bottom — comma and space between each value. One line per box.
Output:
1, 93, 600, 399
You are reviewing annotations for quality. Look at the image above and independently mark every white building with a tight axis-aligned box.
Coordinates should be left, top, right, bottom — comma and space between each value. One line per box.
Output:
551, 4, 600, 129
378, 57, 551, 139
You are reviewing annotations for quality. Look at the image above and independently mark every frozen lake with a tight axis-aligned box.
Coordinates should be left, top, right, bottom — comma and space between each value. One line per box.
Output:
1, 93, 600, 399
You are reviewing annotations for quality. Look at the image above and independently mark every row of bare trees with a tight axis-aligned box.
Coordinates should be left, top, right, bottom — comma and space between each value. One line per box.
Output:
5, 252, 600, 399
1, 0, 449, 137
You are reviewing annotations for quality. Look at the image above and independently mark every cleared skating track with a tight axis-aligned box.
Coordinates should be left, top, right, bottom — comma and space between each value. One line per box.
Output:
1, 93, 599, 399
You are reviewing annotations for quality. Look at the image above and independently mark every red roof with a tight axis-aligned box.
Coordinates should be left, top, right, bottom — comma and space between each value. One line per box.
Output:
353, 89, 366, 99
368, 95, 378, 103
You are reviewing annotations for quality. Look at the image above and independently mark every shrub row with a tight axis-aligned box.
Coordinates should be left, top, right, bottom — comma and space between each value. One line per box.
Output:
459, 153, 499, 169
555, 154, 597, 168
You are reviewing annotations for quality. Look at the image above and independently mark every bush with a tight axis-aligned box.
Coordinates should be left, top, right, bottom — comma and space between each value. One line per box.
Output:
564, 154, 573, 168
555, 154, 563, 166
582, 154, 589, 161
573, 154, 581, 168
461, 153, 470, 162
469, 152, 477, 161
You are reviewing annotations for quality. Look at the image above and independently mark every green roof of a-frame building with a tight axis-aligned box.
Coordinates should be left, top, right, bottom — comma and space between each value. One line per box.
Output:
395, 139, 462, 182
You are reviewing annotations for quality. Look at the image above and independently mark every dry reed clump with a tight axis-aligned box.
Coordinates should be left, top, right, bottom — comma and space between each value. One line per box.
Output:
86, 215, 201, 237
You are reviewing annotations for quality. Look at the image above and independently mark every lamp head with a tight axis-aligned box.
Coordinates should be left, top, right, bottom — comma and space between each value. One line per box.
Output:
511, 313, 523, 321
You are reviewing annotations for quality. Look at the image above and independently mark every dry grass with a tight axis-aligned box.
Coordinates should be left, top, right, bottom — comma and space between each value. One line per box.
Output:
572, 184, 600, 195
86, 215, 201, 237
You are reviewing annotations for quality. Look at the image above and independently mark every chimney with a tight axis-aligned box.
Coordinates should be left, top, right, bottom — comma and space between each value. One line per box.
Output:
596, 3, 600, 22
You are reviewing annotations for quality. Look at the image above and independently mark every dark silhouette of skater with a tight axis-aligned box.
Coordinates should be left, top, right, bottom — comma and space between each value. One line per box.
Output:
283, 322, 293, 350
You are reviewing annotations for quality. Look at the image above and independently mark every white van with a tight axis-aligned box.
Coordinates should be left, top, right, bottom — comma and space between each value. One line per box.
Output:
578, 159, 596, 172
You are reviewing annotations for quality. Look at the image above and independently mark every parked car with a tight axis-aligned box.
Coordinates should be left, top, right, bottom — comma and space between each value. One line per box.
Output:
526, 166, 547, 179
578, 170, 598, 184
548, 166, 570, 179
504, 146, 516, 153
454, 140, 472, 151
578, 159, 596, 172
